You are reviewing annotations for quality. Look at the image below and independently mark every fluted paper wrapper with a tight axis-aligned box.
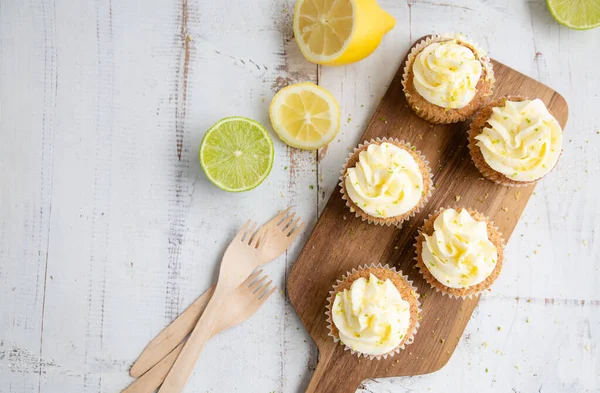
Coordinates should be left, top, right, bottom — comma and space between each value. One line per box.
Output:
402, 33, 495, 124
325, 264, 421, 360
339, 137, 433, 228
414, 207, 505, 299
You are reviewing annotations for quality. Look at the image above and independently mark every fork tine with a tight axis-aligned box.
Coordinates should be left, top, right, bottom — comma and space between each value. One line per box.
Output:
258, 285, 277, 301
272, 207, 293, 226
235, 220, 251, 240
243, 269, 263, 286
242, 221, 257, 243
256, 228, 269, 250
285, 217, 302, 236
250, 275, 267, 290
278, 212, 296, 229
256, 280, 273, 297
288, 217, 305, 236
248, 226, 266, 248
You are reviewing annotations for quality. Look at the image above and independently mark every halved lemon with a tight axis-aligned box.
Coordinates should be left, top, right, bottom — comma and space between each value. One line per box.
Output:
293, 0, 396, 65
269, 82, 340, 150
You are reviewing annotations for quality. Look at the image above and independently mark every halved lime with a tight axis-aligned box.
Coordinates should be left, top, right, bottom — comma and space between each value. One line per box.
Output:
547, 0, 600, 30
199, 116, 274, 192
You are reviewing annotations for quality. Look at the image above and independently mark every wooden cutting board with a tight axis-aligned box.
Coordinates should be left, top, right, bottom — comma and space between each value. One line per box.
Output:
287, 38, 568, 393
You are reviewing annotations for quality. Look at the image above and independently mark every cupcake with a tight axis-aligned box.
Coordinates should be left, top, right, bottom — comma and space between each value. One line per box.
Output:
340, 138, 432, 227
326, 264, 420, 359
415, 208, 504, 298
402, 34, 495, 124
469, 96, 563, 186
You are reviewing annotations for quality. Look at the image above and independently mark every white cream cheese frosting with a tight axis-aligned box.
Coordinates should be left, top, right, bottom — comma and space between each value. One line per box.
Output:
332, 273, 411, 356
345, 142, 424, 218
474, 99, 563, 182
422, 209, 497, 289
412, 39, 483, 109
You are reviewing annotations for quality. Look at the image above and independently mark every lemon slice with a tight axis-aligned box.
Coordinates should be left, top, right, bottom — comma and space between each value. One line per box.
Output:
547, 0, 600, 30
269, 82, 340, 150
293, 0, 396, 65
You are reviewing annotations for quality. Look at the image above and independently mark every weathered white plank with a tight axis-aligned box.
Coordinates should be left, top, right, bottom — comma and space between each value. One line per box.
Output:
2, 0, 318, 391
358, 296, 599, 393
0, 0, 58, 392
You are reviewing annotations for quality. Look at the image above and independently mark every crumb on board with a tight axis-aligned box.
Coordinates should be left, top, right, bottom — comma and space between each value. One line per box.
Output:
501, 207, 508, 212
455, 195, 461, 202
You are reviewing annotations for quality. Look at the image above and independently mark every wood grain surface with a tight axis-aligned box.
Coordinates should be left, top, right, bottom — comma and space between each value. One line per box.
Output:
288, 41, 568, 393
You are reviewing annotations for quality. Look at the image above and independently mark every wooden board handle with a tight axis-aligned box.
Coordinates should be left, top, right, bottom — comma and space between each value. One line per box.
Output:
305, 353, 364, 393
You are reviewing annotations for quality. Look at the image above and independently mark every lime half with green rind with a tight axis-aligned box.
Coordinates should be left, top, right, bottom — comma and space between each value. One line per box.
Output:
547, 0, 600, 30
199, 116, 274, 192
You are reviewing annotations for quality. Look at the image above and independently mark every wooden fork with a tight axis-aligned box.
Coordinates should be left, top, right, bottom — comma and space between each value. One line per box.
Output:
130, 208, 303, 378
157, 219, 274, 393
122, 270, 275, 393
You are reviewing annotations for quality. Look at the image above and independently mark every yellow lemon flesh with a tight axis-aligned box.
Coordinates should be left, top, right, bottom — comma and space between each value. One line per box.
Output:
293, 0, 396, 65
269, 82, 340, 150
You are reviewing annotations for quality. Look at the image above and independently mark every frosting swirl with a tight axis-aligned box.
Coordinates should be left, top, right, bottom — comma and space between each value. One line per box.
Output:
413, 39, 483, 109
475, 99, 562, 182
345, 142, 424, 218
332, 273, 411, 356
422, 209, 497, 288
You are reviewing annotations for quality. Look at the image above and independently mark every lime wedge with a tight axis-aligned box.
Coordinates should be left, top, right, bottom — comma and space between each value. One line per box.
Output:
547, 0, 600, 30
199, 116, 274, 192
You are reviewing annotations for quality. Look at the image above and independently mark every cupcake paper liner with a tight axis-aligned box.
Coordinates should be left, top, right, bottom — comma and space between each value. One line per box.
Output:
339, 137, 434, 228
413, 207, 505, 299
325, 263, 421, 360
468, 95, 562, 187
402, 33, 495, 124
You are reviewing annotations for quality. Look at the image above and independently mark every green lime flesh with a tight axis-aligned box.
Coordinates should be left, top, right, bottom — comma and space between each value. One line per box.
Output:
547, 0, 600, 30
199, 116, 274, 192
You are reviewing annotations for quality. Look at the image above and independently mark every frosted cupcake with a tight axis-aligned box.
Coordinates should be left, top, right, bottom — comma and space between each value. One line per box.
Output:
326, 265, 420, 359
402, 34, 494, 124
340, 138, 432, 227
469, 96, 563, 186
415, 208, 504, 298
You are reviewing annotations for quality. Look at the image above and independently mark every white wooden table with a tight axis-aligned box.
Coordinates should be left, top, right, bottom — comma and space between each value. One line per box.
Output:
1, 0, 598, 392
